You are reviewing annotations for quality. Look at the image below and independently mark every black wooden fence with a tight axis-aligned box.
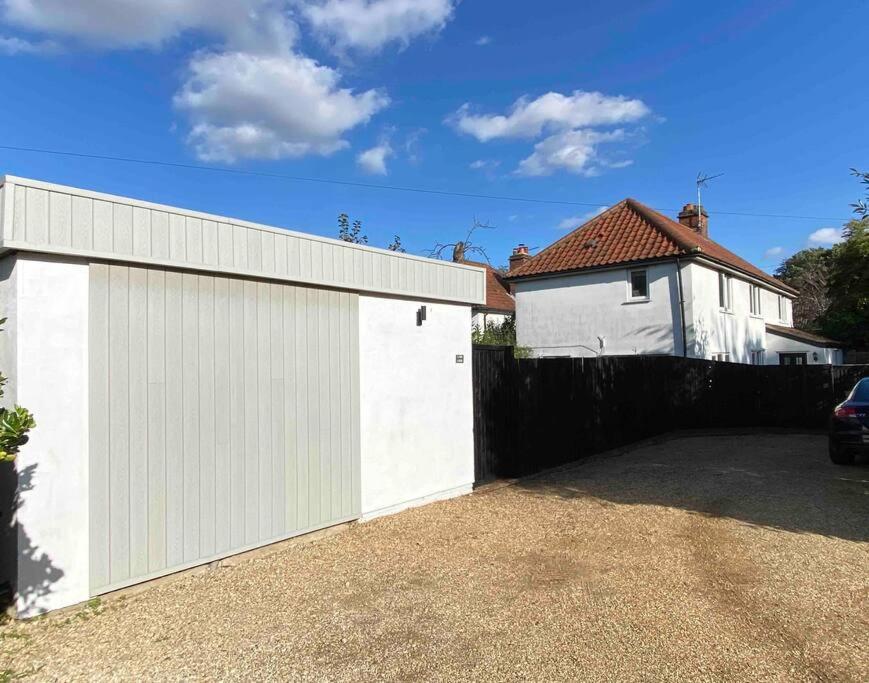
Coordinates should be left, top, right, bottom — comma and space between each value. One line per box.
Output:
472, 345, 869, 482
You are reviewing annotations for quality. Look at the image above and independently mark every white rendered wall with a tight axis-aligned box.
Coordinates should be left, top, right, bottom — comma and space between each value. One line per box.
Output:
358, 296, 473, 519
683, 262, 764, 362
514, 263, 682, 357
764, 333, 841, 365
0, 256, 18, 599
682, 262, 795, 363
12, 255, 89, 616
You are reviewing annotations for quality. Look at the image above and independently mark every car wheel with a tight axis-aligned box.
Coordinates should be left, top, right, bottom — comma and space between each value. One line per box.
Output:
829, 441, 855, 466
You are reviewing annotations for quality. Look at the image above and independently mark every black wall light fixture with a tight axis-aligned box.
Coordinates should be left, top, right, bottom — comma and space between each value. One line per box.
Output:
416, 305, 427, 326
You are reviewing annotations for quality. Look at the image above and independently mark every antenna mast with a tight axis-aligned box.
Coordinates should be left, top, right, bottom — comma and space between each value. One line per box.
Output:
696, 172, 724, 222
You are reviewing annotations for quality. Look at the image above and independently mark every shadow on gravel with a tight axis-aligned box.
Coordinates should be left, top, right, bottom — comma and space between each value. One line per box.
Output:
514, 433, 869, 543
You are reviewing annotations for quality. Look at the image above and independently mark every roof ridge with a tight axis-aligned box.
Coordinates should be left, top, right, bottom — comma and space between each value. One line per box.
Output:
507, 196, 798, 296
626, 199, 798, 295
624, 198, 697, 253
508, 200, 630, 277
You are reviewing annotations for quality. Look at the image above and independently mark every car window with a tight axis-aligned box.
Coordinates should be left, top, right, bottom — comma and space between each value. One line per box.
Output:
851, 379, 869, 401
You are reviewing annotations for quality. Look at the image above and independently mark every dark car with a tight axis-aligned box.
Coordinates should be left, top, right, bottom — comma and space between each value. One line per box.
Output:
829, 378, 869, 465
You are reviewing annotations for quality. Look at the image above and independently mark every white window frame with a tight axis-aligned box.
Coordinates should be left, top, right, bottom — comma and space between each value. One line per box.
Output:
749, 284, 762, 316
712, 352, 731, 362
719, 272, 733, 312
626, 268, 650, 302
750, 349, 765, 365
777, 295, 787, 323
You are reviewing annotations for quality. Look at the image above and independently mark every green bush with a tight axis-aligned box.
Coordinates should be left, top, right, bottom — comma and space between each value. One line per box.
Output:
0, 318, 34, 462
471, 315, 532, 358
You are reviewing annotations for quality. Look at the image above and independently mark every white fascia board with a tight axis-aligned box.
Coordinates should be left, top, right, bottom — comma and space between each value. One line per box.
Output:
0, 175, 486, 305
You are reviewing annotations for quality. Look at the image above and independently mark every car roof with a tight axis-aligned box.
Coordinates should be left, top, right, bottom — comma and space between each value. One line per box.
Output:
849, 378, 869, 400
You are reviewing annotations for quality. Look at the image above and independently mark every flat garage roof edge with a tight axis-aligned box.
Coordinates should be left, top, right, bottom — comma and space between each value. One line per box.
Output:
0, 175, 486, 306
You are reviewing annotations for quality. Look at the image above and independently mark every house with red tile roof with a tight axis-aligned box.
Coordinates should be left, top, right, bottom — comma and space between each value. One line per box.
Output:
506, 199, 843, 364
460, 259, 515, 328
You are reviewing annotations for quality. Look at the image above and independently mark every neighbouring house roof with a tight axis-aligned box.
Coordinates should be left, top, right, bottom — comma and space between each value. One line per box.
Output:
766, 323, 842, 348
507, 198, 798, 295
462, 260, 515, 313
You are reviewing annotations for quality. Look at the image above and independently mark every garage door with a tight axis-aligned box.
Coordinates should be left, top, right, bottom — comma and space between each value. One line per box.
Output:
88, 262, 360, 594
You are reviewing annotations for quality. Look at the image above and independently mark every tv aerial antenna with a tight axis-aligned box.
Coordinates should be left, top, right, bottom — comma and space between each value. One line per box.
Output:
696, 172, 723, 221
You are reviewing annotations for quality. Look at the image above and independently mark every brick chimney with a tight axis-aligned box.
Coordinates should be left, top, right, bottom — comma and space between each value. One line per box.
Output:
678, 203, 709, 237
508, 244, 531, 271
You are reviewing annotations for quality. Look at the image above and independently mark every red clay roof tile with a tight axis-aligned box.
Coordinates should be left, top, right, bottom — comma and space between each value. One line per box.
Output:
507, 199, 797, 295
462, 260, 515, 313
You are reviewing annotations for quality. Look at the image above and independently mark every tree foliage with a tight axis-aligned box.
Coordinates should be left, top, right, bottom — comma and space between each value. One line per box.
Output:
385, 235, 405, 253
471, 316, 532, 357
338, 213, 404, 252
821, 218, 869, 347
851, 168, 869, 219
338, 213, 367, 245
0, 318, 35, 462
776, 171, 869, 349
774, 248, 832, 331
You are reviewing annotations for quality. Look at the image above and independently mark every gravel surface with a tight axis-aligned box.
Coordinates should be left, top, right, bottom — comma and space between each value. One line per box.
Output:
1, 433, 867, 682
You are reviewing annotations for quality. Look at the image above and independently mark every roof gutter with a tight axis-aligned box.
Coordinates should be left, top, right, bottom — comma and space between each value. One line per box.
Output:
509, 253, 797, 299
689, 254, 798, 297
505, 255, 676, 284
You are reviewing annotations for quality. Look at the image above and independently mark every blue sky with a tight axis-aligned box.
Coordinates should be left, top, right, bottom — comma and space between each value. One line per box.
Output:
0, 1, 866, 271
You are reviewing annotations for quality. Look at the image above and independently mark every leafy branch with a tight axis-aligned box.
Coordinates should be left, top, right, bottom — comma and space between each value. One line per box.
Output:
337, 213, 405, 252
851, 168, 868, 219
0, 318, 35, 462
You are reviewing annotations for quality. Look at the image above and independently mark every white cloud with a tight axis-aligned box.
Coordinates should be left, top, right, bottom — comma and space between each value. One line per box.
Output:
356, 142, 393, 174
475, 35, 491, 46
450, 90, 650, 142
303, 0, 455, 51
469, 159, 499, 170
0, 34, 59, 54
174, 50, 389, 162
2, 0, 296, 51
403, 127, 426, 163
3, 1, 456, 162
516, 129, 625, 177
557, 206, 608, 230
763, 246, 783, 259
450, 90, 649, 178
807, 227, 844, 246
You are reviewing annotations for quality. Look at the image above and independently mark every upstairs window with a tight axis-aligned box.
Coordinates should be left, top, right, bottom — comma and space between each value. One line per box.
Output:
719, 273, 732, 311
777, 295, 786, 322
750, 349, 765, 365
629, 269, 648, 300
749, 284, 761, 316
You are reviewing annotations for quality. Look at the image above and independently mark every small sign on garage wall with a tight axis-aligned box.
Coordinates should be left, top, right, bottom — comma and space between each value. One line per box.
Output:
455, 354, 464, 363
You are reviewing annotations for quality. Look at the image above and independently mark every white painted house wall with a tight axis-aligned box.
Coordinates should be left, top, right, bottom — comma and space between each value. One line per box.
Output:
765, 333, 842, 365
681, 262, 826, 364
359, 296, 473, 519
514, 262, 682, 357
2, 255, 90, 616
682, 262, 768, 363
513, 257, 839, 365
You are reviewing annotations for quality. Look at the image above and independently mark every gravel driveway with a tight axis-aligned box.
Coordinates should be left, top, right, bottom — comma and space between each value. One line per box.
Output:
2, 433, 867, 681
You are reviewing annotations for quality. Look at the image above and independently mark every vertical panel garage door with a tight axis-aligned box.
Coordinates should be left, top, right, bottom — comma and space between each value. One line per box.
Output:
88, 262, 360, 594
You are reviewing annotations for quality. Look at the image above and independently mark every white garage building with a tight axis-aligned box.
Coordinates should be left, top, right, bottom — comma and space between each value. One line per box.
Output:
0, 176, 485, 617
